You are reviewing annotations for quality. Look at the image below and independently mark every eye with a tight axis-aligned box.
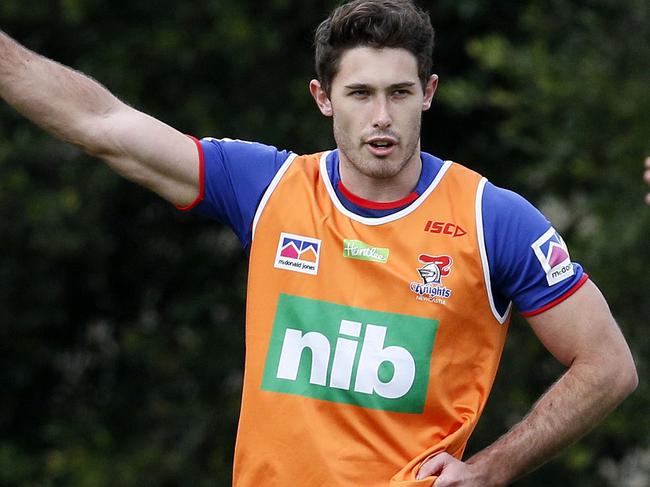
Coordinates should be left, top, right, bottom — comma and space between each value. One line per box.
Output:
392, 89, 410, 98
349, 89, 369, 98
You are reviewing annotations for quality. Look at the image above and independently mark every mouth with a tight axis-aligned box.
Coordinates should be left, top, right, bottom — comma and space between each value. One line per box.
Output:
365, 137, 398, 157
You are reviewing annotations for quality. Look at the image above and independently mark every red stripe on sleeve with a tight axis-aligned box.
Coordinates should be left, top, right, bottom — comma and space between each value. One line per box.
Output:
520, 273, 590, 317
175, 135, 205, 211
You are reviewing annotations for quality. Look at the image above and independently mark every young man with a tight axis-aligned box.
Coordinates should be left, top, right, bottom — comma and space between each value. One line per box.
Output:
0, 0, 637, 485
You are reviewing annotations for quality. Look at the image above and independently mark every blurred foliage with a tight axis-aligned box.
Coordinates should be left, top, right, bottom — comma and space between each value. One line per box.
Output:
0, 0, 648, 485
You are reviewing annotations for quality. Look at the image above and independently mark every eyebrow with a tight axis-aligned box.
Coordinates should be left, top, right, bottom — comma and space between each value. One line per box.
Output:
343, 81, 417, 90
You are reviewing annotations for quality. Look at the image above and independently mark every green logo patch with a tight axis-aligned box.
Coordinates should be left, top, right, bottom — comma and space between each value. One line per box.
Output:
343, 239, 390, 263
262, 294, 438, 413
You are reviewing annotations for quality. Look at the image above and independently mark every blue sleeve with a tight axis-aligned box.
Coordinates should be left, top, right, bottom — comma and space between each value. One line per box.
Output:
192, 138, 292, 248
482, 182, 587, 317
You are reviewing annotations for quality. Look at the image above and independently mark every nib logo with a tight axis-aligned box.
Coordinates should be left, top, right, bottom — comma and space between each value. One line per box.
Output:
262, 294, 439, 413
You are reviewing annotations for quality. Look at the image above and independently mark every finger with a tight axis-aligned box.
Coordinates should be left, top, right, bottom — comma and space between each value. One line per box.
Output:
416, 452, 451, 480
645, 156, 650, 170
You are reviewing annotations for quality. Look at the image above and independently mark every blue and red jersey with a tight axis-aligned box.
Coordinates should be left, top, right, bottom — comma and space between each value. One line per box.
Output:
183, 137, 587, 318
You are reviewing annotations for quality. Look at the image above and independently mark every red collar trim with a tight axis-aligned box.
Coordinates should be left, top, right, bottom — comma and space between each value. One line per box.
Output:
337, 181, 419, 210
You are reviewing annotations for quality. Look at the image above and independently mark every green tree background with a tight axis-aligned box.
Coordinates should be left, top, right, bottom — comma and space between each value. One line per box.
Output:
0, 0, 648, 485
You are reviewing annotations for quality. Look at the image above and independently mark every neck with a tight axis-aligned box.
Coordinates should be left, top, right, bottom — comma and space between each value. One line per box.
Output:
338, 147, 422, 202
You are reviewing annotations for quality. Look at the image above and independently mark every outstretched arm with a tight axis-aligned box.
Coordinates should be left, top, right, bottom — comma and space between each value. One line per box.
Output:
0, 30, 199, 207
416, 279, 638, 486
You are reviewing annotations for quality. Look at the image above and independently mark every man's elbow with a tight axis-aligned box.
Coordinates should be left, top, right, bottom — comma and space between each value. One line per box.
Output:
620, 360, 639, 397
610, 353, 638, 402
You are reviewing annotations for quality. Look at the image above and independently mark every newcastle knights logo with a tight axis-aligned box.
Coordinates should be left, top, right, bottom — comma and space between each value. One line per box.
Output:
410, 254, 453, 304
417, 254, 452, 285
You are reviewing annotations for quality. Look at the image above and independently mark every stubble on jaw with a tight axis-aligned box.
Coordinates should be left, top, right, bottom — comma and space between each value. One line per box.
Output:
338, 146, 417, 181
333, 116, 423, 182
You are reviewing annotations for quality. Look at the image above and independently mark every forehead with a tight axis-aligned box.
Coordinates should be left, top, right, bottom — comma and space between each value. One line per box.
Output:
334, 46, 420, 88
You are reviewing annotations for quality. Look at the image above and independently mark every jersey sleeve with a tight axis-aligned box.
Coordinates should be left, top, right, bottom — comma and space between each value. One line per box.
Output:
182, 137, 292, 248
482, 181, 588, 317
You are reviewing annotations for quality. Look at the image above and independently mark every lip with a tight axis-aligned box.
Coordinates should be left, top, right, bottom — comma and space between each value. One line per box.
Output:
365, 137, 398, 157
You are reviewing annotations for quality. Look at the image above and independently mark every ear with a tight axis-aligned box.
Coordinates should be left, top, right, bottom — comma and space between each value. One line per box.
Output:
310, 79, 333, 117
422, 74, 438, 111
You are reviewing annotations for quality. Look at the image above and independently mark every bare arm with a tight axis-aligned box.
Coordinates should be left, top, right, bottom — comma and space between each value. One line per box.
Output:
417, 279, 638, 486
0, 30, 199, 207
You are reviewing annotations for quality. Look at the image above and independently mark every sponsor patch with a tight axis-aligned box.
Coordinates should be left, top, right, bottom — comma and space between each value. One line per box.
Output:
343, 239, 389, 263
262, 294, 438, 413
424, 221, 467, 238
409, 254, 454, 304
274, 232, 322, 275
531, 227, 574, 286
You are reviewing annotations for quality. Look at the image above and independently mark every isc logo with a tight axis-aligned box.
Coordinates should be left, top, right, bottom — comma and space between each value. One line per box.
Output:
262, 295, 439, 413
424, 221, 467, 238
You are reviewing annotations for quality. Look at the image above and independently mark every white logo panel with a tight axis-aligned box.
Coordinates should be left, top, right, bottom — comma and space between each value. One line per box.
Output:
531, 227, 574, 286
274, 232, 322, 275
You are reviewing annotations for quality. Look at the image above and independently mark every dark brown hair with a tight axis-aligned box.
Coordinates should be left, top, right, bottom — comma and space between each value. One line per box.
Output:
314, 0, 435, 94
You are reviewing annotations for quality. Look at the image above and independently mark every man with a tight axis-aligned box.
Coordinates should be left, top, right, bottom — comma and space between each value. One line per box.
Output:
0, 0, 637, 485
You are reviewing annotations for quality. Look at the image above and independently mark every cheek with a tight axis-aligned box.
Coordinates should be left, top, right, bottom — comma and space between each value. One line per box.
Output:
402, 107, 423, 136
332, 99, 368, 125
332, 116, 350, 148
333, 111, 364, 137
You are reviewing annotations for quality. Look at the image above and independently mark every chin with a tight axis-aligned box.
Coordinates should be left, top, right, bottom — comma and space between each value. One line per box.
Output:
362, 161, 405, 180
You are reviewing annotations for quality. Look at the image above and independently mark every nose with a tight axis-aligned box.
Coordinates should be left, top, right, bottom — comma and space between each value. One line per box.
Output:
372, 97, 392, 129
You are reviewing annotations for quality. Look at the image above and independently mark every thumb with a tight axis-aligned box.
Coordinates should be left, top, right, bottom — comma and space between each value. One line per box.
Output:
416, 452, 453, 480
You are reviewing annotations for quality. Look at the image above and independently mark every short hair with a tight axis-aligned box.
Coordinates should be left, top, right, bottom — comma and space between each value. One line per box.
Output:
314, 0, 435, 94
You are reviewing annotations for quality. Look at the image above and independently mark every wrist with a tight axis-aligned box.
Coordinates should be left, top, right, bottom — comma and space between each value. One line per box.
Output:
465, 452, 510, 487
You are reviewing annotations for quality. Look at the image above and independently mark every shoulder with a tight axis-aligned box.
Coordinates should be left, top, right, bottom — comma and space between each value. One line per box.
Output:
480, 180, 586, 316
193, 137, 294, 248
482, 181, 548, 226
200, 137, 291, 163
199, 137, 294, 189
